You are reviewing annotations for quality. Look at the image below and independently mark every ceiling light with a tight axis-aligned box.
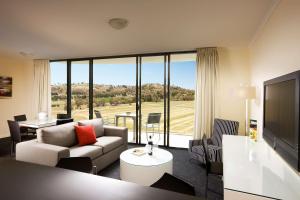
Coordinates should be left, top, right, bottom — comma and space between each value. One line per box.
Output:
108, 18, 128, 30
19, 51, 34, 57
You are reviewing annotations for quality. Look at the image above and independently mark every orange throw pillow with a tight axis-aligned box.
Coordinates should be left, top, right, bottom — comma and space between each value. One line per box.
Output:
75, 125, 97, 146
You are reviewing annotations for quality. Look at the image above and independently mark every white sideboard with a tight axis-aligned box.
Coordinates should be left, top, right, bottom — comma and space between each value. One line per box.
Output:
223, 135, 300, 200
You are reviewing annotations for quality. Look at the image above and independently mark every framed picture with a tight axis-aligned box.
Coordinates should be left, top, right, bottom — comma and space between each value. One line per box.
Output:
0, 76, 12, 98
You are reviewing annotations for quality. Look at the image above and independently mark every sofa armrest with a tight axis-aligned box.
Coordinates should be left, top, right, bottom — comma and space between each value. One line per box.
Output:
16, 140, 70, 167
189, 138, 213, 151
104, 125, 128, 143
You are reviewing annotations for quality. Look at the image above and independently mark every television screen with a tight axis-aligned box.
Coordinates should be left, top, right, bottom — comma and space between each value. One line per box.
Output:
264, 79, 296, 148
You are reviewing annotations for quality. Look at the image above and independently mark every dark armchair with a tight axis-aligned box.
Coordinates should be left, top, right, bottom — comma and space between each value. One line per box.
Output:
189, 118, 239, 163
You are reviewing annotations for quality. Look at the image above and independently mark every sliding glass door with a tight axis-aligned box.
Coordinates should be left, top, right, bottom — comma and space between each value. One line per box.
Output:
93, 57, 137, 143
139, 56, 166, 145
50, 61, 67, 119
169, 53, 196, 147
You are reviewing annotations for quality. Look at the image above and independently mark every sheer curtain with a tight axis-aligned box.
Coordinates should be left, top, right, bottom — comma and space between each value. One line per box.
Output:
32, 59, 51, 118
194, 47, 219, 139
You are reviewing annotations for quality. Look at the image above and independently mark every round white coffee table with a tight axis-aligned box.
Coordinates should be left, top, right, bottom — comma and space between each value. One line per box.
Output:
120, 147, 173, 186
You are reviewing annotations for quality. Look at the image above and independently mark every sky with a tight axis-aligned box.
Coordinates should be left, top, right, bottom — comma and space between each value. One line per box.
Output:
51, 61, 196, 90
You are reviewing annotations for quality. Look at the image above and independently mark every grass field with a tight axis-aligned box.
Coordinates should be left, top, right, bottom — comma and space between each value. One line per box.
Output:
52, 101, 194, 136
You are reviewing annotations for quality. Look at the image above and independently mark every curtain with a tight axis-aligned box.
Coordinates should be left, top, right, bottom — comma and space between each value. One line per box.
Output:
32, 60, 51, 118
194, 47, 219, 139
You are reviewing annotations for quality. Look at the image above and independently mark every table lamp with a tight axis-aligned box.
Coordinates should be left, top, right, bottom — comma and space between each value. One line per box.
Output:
38, 112, 48, 121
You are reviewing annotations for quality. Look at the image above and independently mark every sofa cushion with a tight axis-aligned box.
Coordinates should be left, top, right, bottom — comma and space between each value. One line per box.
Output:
78, 119, 104, 137
75, 125, 97, 146
69, 145, 103, 160
37, 122, 77, 147
93, 136, 123, 153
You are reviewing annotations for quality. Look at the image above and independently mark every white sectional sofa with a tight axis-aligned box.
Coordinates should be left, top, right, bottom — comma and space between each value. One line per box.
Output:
16, 119, 128, 172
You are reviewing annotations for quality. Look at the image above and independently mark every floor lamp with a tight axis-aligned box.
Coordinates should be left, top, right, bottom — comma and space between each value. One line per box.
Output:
237, 86, 256, 136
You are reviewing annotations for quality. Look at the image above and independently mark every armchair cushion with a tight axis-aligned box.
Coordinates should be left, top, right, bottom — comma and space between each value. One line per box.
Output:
189, 138, 213, 151
191, 144, 222, 163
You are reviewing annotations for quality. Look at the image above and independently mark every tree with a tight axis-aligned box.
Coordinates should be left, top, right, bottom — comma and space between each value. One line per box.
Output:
74, 97, 85, 109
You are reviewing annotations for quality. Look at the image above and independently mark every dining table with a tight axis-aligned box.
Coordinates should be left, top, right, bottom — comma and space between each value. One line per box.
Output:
115, 112, 139, 141
18, 118, 57, 129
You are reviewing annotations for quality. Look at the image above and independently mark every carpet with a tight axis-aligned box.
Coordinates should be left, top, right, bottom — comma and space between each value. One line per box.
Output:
98, 145, 223, 200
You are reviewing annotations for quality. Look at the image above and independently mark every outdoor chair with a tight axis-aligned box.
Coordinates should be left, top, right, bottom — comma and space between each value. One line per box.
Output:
145, 113, 161, 143
14, 114, 36, 135
94, 110, 115, 125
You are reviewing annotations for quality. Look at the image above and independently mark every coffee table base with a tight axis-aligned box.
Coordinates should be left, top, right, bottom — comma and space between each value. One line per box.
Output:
120, 159, 173, 186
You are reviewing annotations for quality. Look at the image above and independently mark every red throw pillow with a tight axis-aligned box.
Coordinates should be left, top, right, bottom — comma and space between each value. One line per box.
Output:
75, 125, 97, 146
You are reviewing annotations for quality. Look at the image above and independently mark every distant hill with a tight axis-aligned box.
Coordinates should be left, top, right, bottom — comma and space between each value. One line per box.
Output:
51, 83, 194, 108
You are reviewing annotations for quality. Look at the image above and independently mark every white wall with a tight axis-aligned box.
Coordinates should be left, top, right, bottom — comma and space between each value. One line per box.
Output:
249, 0, 300, 137
217, 47, 250, 134
0, 53, 34, 138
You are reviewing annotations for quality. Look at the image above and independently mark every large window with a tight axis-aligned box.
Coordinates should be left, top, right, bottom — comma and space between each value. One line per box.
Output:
50, 51, 196, 148
71, 60, 89, 120
50, 61, 67, 119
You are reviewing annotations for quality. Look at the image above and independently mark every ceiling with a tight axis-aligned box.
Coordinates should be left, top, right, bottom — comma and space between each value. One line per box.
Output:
0, 0, 277, 59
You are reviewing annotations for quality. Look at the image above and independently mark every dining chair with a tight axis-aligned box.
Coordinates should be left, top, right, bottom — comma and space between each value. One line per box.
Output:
57, 113, 70, 119
14, 114, 36, 135
14, 114, 27, 122
7, 120, 35, 156
202, 134, 223, 197
151, 173, 195, 196
56, 157, 96, 174
7, 120, 21, 156
56, 118, 74, 125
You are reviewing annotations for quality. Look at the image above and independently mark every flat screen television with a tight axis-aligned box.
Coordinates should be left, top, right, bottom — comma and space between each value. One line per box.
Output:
263, 70, 300, 172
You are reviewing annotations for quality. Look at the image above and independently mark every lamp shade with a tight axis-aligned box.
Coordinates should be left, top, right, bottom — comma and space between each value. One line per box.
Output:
237, 86, 256, 99
38, 112, 48, 121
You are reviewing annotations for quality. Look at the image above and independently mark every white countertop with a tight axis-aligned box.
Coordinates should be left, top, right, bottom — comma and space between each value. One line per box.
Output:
223, 135, 300, 200
120, 147, 173, 167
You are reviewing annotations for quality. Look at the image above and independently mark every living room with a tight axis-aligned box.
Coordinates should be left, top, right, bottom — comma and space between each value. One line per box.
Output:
0, 0, 300, 200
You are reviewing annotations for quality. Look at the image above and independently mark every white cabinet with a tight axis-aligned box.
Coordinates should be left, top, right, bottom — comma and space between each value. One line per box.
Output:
225, 189, 273, 200
223, 135, 300, 200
